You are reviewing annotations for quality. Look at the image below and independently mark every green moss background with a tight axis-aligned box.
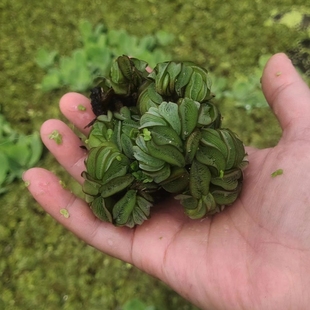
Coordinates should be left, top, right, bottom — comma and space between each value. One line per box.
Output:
0, 1, 309, 309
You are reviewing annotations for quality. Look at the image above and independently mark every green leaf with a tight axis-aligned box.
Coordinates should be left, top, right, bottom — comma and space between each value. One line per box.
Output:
27, 132, 43, 167
200, 128, 228, 158
40, 68, 62, 91
138, 35, 156, 51
93, 23, 106, 39
183, 65, 212, 101
146, 140, 185, 167
178, 98, 200, 140
102, 155, 129, 184
184, 129, 201, 164
158, 101, 181, 135
189, 160, 211, 199
160, 167, 189, 193
133, 145, 166, 169
211, 168, 242, 190
155, 30, 175, 46
113, 190, 137, 226
150, 126, 183, 151
175, 194, 198, 210
90, 196, 113, 223
198, 103, 221, 127
211, 183, 242, 205
143, 163, 171, 183
100, 174, 134, 198
4, 140, 30, 167
78, 19, 95, 44
35, 48, 58, 69
0, 152, 9, 185
139, 112, 168, 128
184, 197, 208, 219
82, 179, 100, 197
196, 145, 226, 175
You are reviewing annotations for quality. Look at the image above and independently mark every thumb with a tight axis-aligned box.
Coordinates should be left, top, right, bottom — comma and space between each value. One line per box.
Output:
261, 53, 310, 142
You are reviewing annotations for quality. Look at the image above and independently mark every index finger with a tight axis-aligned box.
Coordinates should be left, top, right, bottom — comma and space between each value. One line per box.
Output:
59, 92, 95, 136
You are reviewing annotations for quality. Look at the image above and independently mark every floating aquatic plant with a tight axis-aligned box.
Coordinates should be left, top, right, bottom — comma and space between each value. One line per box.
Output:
82, 55, 248, 227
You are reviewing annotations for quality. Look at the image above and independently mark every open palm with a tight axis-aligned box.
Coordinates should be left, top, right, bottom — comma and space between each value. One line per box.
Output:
24, 53, 310, 309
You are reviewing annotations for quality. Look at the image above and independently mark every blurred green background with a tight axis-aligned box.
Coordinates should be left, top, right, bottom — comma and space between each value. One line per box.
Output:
0, 0, 309, 309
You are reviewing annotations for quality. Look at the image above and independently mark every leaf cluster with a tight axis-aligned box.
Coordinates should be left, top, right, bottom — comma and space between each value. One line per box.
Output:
82, 56, 247, 227
35, 20, 174, 92
211, 55, 270, 112
0, 113, 42, 194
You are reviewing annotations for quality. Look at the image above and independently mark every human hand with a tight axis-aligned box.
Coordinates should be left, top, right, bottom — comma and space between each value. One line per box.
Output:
23, 53, 310, 310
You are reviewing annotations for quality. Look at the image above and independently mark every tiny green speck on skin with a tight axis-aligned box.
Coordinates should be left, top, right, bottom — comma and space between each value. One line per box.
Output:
60, 208, 70, 218
24, 181, 30, 187
59, 180, 66, 188
48, 130, 63, 145
77, 104, 86, 111
271, 169, 283, 177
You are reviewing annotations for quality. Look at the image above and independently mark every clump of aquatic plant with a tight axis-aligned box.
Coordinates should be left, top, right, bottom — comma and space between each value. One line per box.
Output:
82, 55, 247, 228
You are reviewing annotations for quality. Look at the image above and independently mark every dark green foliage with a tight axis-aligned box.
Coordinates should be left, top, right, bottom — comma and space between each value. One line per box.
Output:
0, 0, 308, 309
82, 56, 247, 226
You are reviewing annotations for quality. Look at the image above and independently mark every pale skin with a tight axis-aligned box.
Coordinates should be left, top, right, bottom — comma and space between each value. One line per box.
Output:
24, 53, 310, 309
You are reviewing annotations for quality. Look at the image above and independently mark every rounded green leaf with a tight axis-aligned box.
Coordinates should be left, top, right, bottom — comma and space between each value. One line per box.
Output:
90, 196, 113, 223
200, 128, 228, 159
158, 101, 181, 135
196, 145, 226, 175
100, 174, 134, 198
211, 168, 242, 190
178, 98, 200, 140
150, 126, 183, 151
184, 129, 201, 164
143, 163, 171, 183
132, 145, 166, 169
198, 103, 221, 127
113, 189, 137, 226
139, 112, 168, 128
189, 159, 211, 199
184, 198, 207, 219
160, 167, 189, 193
211, 183, 242, 205
82, 179, 101, 196
146, 140, 185, 167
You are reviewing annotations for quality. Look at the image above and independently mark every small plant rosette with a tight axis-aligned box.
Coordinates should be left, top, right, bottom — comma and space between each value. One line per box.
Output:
82, 55, 248, 228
